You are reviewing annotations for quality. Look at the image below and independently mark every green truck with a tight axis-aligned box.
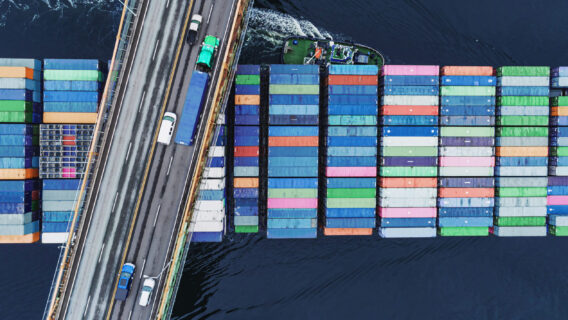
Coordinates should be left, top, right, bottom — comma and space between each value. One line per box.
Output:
197, 35, 220, 70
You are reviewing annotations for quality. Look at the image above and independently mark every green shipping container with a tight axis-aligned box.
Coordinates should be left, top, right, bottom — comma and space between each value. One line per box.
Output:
496, 187, 547, 197
498, 96, 549, 106
551, 147, 568, 157
380, 166, 437, 177
381, 146, 438, 157
43, 70, 103, 81
439, 227, 489, 237
235, 75, 260, 85
552, 96, 568, 106
496, 116, 549, 127
497, 127, 548, 137
550, 226, 568, 236
269, 84, 319, 95
0, 100, 33, 112
0, 112, 33, 123
495, 216, 546, 226
235, 225, 258, 233
440, 127, 494, 137
497, 66, 550, 77
267, 188, 318, 198
326, 198, 376, 208
327, 188, 376, 198
441, 86, 496, 96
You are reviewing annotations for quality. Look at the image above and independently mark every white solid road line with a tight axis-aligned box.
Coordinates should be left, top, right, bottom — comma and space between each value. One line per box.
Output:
152, 40, 160, 61
98, 243, 106, 263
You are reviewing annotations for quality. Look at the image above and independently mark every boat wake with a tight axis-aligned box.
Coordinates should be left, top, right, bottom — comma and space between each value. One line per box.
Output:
240, 8, 338, 64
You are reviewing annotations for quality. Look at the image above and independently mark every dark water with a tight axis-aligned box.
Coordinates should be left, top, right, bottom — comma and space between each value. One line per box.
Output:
1, 0, 568, 319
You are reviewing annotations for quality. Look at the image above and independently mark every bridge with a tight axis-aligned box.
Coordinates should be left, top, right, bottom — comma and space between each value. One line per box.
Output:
44, 0, 253, 319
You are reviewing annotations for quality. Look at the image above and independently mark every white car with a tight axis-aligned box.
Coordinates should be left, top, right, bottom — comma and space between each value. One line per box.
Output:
157, 112, 177, 145
138, 278, 156, 307
187, 14, 202, 45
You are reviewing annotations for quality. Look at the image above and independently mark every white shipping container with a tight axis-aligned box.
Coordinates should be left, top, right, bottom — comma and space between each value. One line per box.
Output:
379, 227, 437, 238
439, 167, 494, 177
0, 78, 41, 91
216, 114, 226, 124
497, 137, 548, 146
42, 190, 79, 201
493, 226, 547, 237
0, 212, 35, 225
498, 76, 549, 87
199, 178, 225, 190
208, 146, 225, 157
41, 232, 69, 244
380, 198, 436, 208
380, 188, 437, 198
194, 200, 224, 211
495, 166, 548, 177
550, 167, 568, 176
496, 197, 547, 207
439, 147, 494, 157
550, 215, 568, 226
234, 216, 259, 225
382, 95, 439, 106
194, 210, 225, 222
555, 137, 568, 146
496, 177, 548, 187
498, 106, 549, 116
553, 77, 568, 87
203, 167, 226, 178
381, 136, 438, 146
191, 220, 224, 232
0, 58, 41, 69
495, 207, 547, 217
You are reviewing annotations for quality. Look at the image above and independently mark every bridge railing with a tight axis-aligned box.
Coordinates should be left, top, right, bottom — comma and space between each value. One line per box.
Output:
43, 1, 141, 318
157, 0, 255, 318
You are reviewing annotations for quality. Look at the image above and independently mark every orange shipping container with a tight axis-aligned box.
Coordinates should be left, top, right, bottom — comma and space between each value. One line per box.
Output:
43, 112, 97, 124
379, 177, 437, 188
234, 177, 259, 188
441, 66, 494, 76
382, 105, 439, 116
328, 75, 378, 85
268, 136, 318, 147
234, 146, 259, 157
439, 188, 494, 198
551, 107, 568, 116
0, 66, 35, 80
0, 168, 38, 179
324, 228, 373, 236
496, 146, 548, 157
235, 94, 260, 105
0, 232, 40, 243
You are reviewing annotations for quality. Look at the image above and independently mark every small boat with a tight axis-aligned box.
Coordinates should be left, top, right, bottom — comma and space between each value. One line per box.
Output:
282, 36, 384, 67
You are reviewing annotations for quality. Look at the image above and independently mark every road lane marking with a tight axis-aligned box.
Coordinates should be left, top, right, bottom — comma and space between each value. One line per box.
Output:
166, 0, 170, 8
83, 295, 91, 317
98, 243, 106, 263
138, 90, 146, 113
166, 156, 173, 175
153, 204, 161, 227
127, 310, 132, 320
207, 3, 214, 24
152, 39, 160, 61
125, 141, 133, 160
140, 258, 147, 279
112, 193, 119, 213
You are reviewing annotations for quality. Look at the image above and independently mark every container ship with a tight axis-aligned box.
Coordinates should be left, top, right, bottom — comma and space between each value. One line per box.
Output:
281, 36, 384, 67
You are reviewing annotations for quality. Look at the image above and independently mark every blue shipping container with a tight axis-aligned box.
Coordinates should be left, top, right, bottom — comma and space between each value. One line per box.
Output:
175, 71, 209, 146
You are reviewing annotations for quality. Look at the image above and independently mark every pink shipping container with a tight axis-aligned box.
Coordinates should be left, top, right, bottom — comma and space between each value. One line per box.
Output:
547, 196, 568, 205
382, 65, 440, 76
379, 207, 437, 218
439, 157, 495, 167
326, 167, 377, 177
267, 198, 318, 209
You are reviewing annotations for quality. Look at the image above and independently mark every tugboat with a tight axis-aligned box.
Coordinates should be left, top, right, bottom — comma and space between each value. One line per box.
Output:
282, 36, 384, 67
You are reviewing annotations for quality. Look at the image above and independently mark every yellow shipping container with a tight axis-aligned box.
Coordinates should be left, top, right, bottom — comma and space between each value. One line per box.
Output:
496, 147, 548, 157
0, 168, 38, 179
0, 66, 35, 80
43, 112, 98, 124
0, 232, 40, 243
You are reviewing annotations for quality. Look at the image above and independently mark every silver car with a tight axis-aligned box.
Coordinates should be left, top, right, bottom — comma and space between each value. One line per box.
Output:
138, 278, 156, 307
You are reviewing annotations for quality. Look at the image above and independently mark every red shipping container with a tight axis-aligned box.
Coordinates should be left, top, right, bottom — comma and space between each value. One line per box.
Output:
382, 105, 439, 116
324, 228, 373, 236
328, 75, 378, 85
62, 136, 76, 146
268, 136, 318, 147
439, 188, 494, 198
234, 146, 259, 157
379, 177, 437, 188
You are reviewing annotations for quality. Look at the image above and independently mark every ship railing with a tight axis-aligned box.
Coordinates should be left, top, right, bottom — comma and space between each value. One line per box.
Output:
43, 0, 141, 319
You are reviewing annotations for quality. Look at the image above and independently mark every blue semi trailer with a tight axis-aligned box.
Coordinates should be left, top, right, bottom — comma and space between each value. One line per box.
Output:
174, 70, 210, 146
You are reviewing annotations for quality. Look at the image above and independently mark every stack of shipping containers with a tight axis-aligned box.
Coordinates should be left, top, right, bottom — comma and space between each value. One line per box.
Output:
192, 124, 227, 242
325, 65, 378, 236
494, 66, 549, 237
379, 65, 439, 238
0, 59, 42, 243
267, 65, 318, 239
548, 68, 568, 236
437, 66, 496, 236
233, 65, 260, 234
41, 59, 103, 243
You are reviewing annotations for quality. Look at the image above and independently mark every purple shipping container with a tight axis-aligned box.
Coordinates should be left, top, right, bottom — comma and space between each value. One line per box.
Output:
381, 157, 438, 166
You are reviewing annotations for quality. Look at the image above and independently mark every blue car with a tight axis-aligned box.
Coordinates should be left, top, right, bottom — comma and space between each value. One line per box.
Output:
115, 263, 136, 301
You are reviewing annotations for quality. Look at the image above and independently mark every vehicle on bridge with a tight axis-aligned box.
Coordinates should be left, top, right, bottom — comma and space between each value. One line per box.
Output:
138, 278, 156, 307
115, 263, 136, 301
174, 70, 210, 146
158, 112, 177, 145
197, 35, 220, 71
187, 14, 202, 45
